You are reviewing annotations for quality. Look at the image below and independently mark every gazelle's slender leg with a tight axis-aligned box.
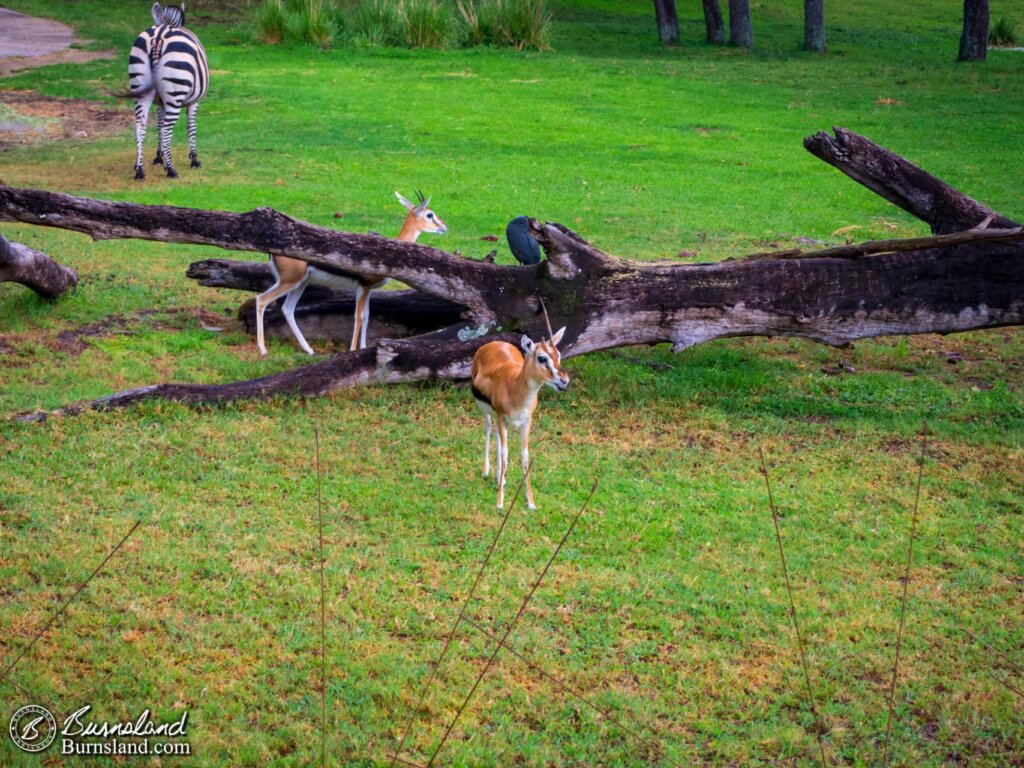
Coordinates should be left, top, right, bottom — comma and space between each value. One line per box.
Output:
497, 419, 511, 508
351, 284, 370, 351
520, 418, 535, 510
133, 92, 155, 180
152, 105, 164, 165
187, 102, 201, 168
495, 420, 508, 508
359, 288, 372, 349
482, 414, 492, 478
280, 276, 314, 355
255, 279, 299, 356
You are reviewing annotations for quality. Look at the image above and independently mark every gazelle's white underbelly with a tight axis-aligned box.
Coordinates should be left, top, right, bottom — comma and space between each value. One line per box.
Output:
504, 408, 531, 429
307, 267, 389, 293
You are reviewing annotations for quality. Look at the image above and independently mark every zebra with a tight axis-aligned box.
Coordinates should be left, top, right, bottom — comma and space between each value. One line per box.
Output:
129, 3, 209, 180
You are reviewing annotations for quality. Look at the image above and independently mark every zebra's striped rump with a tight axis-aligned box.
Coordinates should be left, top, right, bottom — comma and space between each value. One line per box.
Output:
129, 6, 209, 180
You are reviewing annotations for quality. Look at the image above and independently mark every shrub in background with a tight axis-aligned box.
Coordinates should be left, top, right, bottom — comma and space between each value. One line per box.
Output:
498, 0, 551, 50
253, 0, 551, 51
254, 0, 288, 44
989, 17, 1018, 47
403, 0, 458, 49
299, 0, 335, 46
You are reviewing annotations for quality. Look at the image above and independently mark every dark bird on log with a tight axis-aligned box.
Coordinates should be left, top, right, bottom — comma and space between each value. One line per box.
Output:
506, 216, 541, 265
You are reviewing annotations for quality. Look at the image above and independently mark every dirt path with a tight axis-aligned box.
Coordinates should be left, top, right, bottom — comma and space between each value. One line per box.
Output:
0, 7, 113, 76
0, 6, 124, 147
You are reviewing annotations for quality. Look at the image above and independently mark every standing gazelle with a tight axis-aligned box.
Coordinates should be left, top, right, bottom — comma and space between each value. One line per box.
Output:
255, 191, 447, 356
471, 327, 569, 510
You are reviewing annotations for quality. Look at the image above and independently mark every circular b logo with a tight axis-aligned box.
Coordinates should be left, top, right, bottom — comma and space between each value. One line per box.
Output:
9, 705, 57, 753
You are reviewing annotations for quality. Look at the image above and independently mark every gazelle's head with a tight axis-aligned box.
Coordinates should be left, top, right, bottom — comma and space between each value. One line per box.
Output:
152, 2, 185, 26
396, 190, 447, 242
521, 327, 569, 392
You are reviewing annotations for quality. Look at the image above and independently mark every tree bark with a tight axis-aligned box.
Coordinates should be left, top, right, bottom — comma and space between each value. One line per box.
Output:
803, 127, 1017, 234
0, 234, 78, 298
653, 0, 680, 45
702, 0, 726, 44
728, 0, 753, 48
804, 0, 825, 53
1, 128, 1022, 420
958, 0, 989, 62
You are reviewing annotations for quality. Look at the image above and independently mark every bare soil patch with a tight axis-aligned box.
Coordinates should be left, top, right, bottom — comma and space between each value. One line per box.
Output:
0, 89, 129, 148
54, 307, 231, 354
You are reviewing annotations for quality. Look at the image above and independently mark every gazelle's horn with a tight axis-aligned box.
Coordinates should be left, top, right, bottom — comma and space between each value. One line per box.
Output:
415, 189, 426, 204
539, 297, 554, 341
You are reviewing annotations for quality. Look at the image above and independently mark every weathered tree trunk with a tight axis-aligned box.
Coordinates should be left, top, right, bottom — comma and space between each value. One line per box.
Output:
803, 127, 1017, 234
653, 0, 680, 45
0, 234, 78, 298
958, 0, 989, 62
728, 0, 753, 48
804, 0, 825, 53
702, 0, 726, 44
1, 128, 1022, 420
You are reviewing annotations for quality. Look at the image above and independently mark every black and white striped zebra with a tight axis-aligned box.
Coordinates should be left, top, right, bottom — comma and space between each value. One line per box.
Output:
129, 2, 209, 180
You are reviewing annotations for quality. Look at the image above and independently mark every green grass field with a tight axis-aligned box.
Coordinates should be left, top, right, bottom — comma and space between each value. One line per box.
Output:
1, 1, 1022, 765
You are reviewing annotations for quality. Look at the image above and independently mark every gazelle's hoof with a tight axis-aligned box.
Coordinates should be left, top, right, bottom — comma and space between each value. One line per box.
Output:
527, 503, 537, 511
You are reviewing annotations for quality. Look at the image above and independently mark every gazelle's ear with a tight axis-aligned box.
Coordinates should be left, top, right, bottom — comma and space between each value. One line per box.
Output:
395, 192, 415, 211
152, 2, 163, 23
520, 335, 535, 355
550, 327, 566, 346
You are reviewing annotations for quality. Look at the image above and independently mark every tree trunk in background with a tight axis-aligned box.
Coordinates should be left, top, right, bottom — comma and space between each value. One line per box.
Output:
702, 0, 726, 44
653, 0, 680, 45
958, 0, 989, 61
0, 234, 78, 298
804, 0, 826, 52
728, 0, 753, 48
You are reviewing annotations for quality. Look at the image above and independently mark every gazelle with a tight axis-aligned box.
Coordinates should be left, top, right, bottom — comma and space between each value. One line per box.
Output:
471, 326, 569, 510
255, 191, 447, 355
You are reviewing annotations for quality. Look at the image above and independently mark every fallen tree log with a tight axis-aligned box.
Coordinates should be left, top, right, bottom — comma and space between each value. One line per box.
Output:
0, 234, 78, 298
804, 127, 1018, 235
0, 127, 1021, 420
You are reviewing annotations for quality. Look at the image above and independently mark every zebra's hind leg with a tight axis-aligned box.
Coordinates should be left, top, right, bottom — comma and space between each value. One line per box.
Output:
159, 104, 182, 178
151, 105, 165, 165
133, 92, 155, 181
187, 103, 201, 169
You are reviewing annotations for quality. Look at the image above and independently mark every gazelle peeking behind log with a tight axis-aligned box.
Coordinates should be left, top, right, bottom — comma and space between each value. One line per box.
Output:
255, 191, 447, 355
471, 312, 569, 510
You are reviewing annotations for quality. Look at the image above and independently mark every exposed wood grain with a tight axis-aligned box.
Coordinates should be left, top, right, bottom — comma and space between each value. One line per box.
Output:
0, 234, 78, 298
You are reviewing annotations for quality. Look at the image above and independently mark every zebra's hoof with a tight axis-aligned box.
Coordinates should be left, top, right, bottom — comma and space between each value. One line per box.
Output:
134, 168, 145, 181
166, 167, 179, 179
190, 157, 201, 169
152, 156, 163, 166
